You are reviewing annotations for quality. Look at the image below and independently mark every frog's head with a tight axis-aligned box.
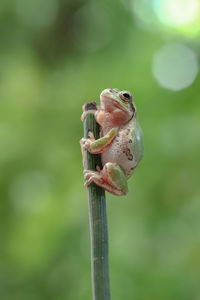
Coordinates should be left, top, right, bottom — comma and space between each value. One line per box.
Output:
100, 88, 136, 121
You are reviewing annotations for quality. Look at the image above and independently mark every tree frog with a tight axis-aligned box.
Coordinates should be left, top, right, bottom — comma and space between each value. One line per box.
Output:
80, 88, 143, 196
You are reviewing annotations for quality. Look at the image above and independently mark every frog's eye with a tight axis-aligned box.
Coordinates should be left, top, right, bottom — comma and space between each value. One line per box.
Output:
119, 91, 132, 102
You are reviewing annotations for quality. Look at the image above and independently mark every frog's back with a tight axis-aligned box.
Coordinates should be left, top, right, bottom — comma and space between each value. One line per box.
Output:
101, 119, 144, 178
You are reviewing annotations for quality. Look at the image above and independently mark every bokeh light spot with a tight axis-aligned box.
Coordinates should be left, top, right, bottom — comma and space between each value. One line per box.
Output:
152, 43, 199, 91
154, 0, 199, 27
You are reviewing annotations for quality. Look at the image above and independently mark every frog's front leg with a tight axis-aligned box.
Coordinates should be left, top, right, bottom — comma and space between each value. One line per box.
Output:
80, 127, 118, 154
84, 162, 128, 196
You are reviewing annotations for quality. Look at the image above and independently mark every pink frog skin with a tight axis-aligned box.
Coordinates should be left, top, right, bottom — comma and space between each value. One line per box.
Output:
80, 88, 143, 196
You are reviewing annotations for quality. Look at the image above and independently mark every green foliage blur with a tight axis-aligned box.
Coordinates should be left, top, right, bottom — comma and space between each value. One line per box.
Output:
0, 0, 200, 299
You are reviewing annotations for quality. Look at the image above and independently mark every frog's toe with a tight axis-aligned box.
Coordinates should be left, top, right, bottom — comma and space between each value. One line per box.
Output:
84, 177, 93, 187
84, 170, 96, 180
80, 138, 86, 147
84, 168, 101, 175
84, 169, 93, 175
80, 138, 91, 151
83, 170, 103, 187
84, 176, 103, 187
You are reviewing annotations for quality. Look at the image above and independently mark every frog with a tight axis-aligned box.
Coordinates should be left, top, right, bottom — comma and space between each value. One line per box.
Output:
80, 88, 143, 196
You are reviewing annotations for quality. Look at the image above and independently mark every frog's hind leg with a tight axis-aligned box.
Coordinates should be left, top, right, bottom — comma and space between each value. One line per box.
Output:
84, 162, 128, 196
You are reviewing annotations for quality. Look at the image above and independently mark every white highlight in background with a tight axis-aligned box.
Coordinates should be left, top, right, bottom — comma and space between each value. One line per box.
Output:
152, 43, 199, 91
154, 0, 199, 27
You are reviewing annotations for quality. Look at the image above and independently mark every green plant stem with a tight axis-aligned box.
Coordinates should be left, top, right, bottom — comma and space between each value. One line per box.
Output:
83, 102, 111, 300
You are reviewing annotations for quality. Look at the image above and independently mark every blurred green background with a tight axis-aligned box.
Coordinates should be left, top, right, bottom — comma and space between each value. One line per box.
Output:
0, 0, 200, 299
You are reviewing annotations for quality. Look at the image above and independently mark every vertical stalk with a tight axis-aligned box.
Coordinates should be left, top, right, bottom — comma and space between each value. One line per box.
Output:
83, 102, 111, 300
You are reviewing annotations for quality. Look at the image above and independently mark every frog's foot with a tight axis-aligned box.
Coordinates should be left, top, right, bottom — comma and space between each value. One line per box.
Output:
84, 162, 128, 196
84, 170, 104, 187
80, 127, 117, 155
80, 137, 93, 153
80, 134, 99, 169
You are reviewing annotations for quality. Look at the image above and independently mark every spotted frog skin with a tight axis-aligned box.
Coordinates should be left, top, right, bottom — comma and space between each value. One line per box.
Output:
80, 88, 143, 196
